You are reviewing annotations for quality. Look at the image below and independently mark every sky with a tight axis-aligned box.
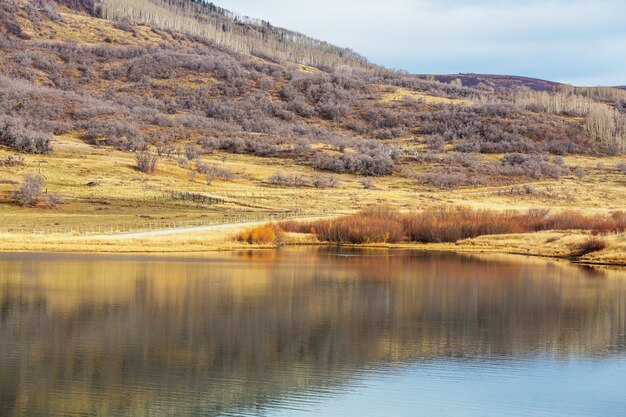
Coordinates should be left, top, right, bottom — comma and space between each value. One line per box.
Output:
216, 0, 626, 86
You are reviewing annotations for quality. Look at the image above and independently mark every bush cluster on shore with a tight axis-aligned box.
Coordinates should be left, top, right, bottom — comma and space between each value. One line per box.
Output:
278, 206, 626, 244
236, 224, 284, 245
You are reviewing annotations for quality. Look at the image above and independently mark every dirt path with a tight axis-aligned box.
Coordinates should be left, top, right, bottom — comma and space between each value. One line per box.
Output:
95, 221, 266, 240
97, 215, 334, 240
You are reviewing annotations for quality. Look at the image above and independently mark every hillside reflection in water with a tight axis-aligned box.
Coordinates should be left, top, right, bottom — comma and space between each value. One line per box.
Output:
1, 249, 625, 417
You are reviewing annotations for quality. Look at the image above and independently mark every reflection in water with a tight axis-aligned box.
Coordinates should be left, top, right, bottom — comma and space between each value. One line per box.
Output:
0, 249, 625, 417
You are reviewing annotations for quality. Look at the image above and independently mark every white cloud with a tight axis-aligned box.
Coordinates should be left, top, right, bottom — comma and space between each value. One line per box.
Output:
215, 0, 626, 85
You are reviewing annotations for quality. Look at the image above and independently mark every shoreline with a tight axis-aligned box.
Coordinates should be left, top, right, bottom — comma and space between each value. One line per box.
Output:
1, 231, 624, 268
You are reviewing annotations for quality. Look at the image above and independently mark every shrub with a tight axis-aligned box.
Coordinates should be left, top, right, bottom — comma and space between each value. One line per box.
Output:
294, 139, 311, 156
135, 151, 158, 174
499, 153, 569, 179
419, 171, 478, 189
0, 154, 24, 167
249, 140, 280, 157
401, 206, 522, 243
296, 207, 404, 244
38, 0, 63, 22
313, 151, 394, 176
425, 134, 445, 153
4, 18, 28, 39
267, 171, 291, 186
13, 173, 44, 206
177, 156, 189, 167
281, 206, 626, 244
113, 17, 135, 33
236, 224, 283, 245
0, 117, 52, 154
185, 143, 202, 160
268, 171, 308, 187
572, 166, 586, 180
43, 192, 64, 208
196, 162, 235, 181
360, 177, 375, 189
311, 174, 339, 188
570, 237, 607, 258
317, 101, 348, 120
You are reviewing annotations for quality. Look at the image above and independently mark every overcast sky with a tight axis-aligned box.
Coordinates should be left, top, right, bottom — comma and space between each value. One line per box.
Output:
216, 0, 626, 86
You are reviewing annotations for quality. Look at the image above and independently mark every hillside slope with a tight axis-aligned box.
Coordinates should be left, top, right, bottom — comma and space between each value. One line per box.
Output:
0, 0, 625, 246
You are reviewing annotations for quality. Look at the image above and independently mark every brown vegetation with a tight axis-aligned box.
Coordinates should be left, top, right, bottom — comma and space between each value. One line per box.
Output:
570, 237, 607, 258
236, 224, 283, 245
279, 206, 626, 244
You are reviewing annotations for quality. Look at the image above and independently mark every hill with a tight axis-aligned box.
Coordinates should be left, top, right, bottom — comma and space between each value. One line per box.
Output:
0, 0, 625, 258
425, 74, 562, 92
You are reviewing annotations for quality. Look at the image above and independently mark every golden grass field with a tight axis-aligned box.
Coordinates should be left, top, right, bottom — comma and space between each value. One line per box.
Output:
1, 134, 625, 264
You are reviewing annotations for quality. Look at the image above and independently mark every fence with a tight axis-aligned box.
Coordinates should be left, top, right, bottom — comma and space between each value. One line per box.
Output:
0, 211, 335, 236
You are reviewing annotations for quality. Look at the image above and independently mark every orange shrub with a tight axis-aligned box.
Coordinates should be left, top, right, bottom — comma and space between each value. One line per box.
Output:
315, 215, 404, 244
280, 206, 404, 244
401, 206, 523, 243
236, 224, 283, 245
278, 220, 317, 234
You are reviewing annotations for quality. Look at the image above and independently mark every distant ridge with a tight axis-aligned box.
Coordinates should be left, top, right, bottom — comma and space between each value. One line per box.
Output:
421, 73, 561, 92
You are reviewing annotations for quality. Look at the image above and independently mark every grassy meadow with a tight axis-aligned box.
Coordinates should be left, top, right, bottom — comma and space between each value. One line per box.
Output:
1, 135, 625, 264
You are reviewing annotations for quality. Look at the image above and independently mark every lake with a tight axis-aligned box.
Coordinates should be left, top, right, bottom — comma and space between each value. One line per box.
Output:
1, 249, 625, 417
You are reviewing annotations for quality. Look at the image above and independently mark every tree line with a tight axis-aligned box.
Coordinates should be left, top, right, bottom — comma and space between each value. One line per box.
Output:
93, 0, 372, 69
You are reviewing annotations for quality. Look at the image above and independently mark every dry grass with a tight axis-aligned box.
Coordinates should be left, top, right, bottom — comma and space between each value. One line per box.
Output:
456, 231, 626, 265
0, 225, 249, 253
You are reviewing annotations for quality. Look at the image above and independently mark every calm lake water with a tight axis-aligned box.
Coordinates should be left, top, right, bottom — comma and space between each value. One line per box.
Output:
1, 249, 625, 417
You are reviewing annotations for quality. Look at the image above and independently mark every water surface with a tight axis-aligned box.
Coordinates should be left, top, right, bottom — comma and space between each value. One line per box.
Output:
1, 249, 625, 416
